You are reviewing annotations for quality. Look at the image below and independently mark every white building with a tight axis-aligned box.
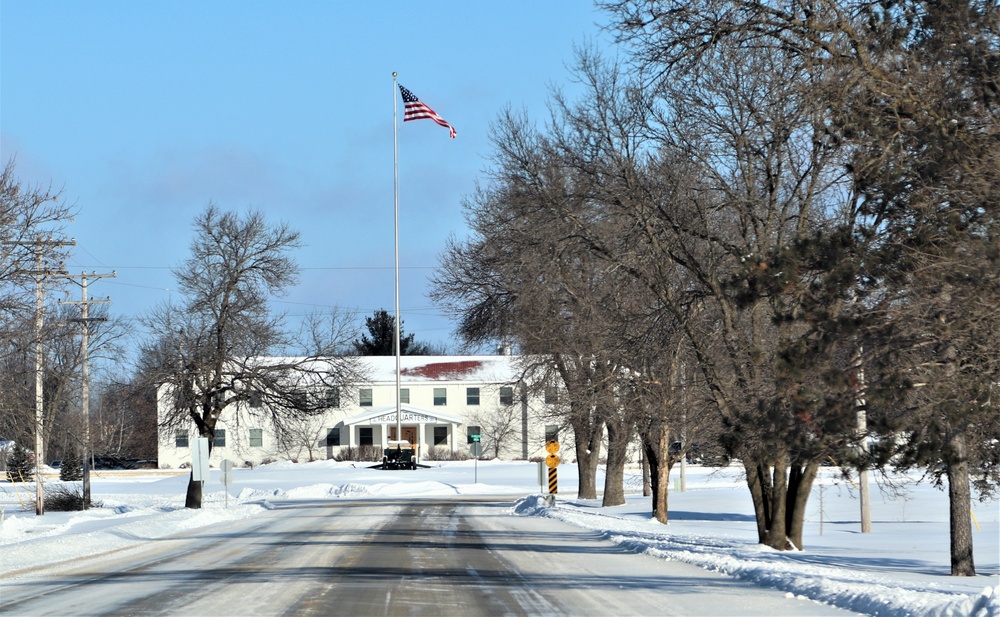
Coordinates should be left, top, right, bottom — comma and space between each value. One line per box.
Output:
157, 355, 560, 469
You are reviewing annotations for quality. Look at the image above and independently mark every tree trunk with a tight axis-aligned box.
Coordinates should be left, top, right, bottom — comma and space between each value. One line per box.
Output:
785, 461, 819, 550
640, 424, 671, 522
742, 451, 772, 544
642, 438, 661, 517
743, 450, 819, 551
185, 424, 211, 510
641, 446, 651, 497
764, 451, 791, 550
574, 422, 602, 499
602, 420, 631, 507
184, 472, 203, 509
947, 431, 976, 576
655, 427, 671, 523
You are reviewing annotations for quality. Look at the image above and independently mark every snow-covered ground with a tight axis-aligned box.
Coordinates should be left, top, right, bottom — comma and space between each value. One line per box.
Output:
1, 460, 997, 616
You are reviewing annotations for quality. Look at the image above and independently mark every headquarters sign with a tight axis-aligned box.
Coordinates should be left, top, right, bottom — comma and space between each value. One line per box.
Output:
369, 411, 437, 425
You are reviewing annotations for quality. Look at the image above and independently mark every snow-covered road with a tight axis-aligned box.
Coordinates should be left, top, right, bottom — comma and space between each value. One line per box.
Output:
0, 496, 853, 616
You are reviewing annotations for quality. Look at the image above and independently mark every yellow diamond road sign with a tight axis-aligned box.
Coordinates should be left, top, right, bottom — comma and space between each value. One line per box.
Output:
545, 453, 560, 468
545, 440, 559, 454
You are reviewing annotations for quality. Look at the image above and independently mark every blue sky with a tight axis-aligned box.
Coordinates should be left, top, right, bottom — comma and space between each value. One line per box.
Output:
1, 1, 612, 352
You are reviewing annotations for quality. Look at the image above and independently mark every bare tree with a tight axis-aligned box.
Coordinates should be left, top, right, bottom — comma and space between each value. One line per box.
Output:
543, 38, 851, 549
467, 401, 521, 459
432, 110, 611, 499
433, 50, 703, 509
1, 159, 75, 331
0, 322, 38, 448
144, 204, 363, 508
92, 375, 159, 461
1, 158, 75, 458
0, 305, 123, 464
273, 413, 329, 463
625, 324, 722, 522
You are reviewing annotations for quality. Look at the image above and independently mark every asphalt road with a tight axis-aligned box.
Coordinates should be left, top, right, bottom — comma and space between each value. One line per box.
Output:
0, 497, 855, 616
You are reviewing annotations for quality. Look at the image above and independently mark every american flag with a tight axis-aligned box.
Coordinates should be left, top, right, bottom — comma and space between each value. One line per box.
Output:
399, 84, 457, 139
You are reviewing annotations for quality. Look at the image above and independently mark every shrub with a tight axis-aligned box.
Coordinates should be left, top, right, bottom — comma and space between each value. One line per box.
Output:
333, 445, 382, 463
44, 483, 101, 511
422, 447, 470, 461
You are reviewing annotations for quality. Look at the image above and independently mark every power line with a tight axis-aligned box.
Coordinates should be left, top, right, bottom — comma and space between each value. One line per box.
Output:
67, 264, 436, 271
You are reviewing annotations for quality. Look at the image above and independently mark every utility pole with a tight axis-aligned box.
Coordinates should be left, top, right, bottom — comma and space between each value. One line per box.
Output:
61, 271, 115, 508
3, 236, 75, 516
847, 288, 872, 533
678, 361, 687, 492
855, 346, 872, 533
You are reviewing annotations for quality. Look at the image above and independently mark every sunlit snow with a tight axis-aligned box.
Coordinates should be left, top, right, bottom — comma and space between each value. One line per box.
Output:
2, 460, 996, 616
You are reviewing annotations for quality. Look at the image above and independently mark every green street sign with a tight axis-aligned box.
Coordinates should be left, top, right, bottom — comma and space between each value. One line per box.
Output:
471, 434, 482, 442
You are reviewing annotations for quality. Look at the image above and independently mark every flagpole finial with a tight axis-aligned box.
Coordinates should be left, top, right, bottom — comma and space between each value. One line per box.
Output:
392, 71, 397, 77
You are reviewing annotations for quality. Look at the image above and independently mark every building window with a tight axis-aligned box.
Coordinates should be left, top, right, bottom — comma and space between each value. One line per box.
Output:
466, 387, 480, 405
400, 388, 410, 404
499, 386, 514, 406
359, 427, 373, 446
248, 392, 263, 408
249, 429, 263, 447
287, 388, 309, 409
434, 426, 448, 446
544, 386, 560, 404
324, 387, 340, 408
175, 431, 189, 448
545, 425, 559, 443
213, 429, 226, 448
467, 425, 481, 444
359, 388, 373, 407
433, 388, 447, 406
326, 427, 341, 447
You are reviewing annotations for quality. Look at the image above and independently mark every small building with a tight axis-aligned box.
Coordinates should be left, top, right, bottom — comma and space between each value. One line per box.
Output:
157, 355, 559, 468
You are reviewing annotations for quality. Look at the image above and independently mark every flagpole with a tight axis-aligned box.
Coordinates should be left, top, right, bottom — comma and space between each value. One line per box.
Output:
392, 72, 402, 443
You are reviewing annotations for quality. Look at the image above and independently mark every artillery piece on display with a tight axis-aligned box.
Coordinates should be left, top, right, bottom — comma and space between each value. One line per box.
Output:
381, 440, 418, 470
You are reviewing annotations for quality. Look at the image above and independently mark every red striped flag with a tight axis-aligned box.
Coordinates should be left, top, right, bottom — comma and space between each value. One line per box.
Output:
399, 84, 457, 139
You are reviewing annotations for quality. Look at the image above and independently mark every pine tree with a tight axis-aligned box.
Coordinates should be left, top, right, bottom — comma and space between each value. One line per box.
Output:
352, 309, 430, 355
6, 442, 34, 482
59, 450, 83, 482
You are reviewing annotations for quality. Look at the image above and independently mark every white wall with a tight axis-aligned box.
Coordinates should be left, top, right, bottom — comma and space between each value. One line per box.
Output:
156, 357, 562, 468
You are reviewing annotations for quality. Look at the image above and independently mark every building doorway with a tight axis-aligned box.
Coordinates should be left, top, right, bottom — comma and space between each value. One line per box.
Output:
390, 426, 417, 445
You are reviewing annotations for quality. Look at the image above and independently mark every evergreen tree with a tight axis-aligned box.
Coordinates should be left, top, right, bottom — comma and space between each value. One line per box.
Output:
821, 0, 999, 577
6, 442, 34, 482
59, 449, 83, 482
352, 310, 431, 356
